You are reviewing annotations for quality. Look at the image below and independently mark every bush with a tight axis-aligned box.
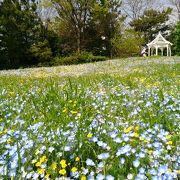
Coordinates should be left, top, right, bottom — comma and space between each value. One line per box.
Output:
112, 30, 144, 57
51, 51, 107, 66
29, 40, 53, 63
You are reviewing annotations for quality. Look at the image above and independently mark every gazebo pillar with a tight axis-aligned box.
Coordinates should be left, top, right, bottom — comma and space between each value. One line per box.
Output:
167, 45, 169, 56
148, 47, 150, 56
156, 46, 158, 56
161, 48, 164, 56
170, 46, 171, 56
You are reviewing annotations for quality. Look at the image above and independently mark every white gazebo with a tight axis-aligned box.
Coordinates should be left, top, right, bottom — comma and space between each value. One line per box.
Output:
147, 32, 172, 56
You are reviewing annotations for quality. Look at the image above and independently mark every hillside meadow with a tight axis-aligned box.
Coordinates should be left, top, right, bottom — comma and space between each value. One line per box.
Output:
0, 57, 180, 180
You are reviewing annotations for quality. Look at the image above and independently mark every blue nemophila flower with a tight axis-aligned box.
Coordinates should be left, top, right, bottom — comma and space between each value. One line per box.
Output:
133, 159, 140, 168
149, 168, 157, 175
86, 159, 95, 166
88, 175, 95, 180
116, 144, 132, 156
139, 167, 145, 174
106, 175, 114, 180
138, 152, 145, 158
108, 132, 117, 138
32, 172, 39, 179
98, 161, 105, 168
127, 173, 133, 180
158, 165, 168, 174
151, 176, 159, 180
120, 158, 125, 164
96, 173, 105, 180
71, 171, 79, 178
97, 141, 107, 149
97, 153, 110, 160
91, 136, 98, 142
113, 137, 122, 143
82, 167, 89, 175
48, 146, 54, 153
64, 146, 71, 151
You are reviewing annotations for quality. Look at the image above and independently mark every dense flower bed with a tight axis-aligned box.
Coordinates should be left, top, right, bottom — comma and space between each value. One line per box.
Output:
0, 58, 179, 179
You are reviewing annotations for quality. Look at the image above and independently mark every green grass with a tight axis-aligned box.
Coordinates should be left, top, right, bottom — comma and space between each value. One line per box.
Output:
0, 57, 180, 179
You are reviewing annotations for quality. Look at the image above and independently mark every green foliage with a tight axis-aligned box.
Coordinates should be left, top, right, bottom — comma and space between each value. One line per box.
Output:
172, 21, 180, 55
112, 30, 144, 57
130, 8, 172, 43
86, 0, 124, 57
0, 0, 43, 69
29, 40, 52, 63
51, 51, 107, 66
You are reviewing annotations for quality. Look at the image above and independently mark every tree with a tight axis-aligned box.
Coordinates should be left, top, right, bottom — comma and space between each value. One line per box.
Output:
122, 0, 156, 22
0, 0, 43, 68
169, 0, 180, 21
130, 8, 172, 43
112, 29, 144, 57
51, 0, 93, 53
172, 21, 180, 55
86, 0, 124, 57
29, 40, 52, 64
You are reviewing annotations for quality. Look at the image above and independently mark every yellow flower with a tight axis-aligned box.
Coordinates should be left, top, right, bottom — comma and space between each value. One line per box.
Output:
70, 110, 78, 114
45, 174, 50, 179
40, 155, 47, 163
134, 126, 139, 132
178, 169, 180, 174
167, 141, 173, 145
60, 159, 66, 165
61, 163, 67, 168
75, 157, 80, 161
59, 169, 66, 175
35, 161, 41, 167
35, 149, 40, 155
9, 92, 15, 97
37, 168, 45, 174
71, 167, 78, 173
148, 150, 153, 154
168, 169, 172, 173
124, 126, 133, 133
3, 129, 8, 134
60, 159, 67, 168
87, 133, 92, 138
62, 108, 67, 113
51, 162, 57, 170
143, 140, 149, 144
133, 133, 139, 138
7, 138, 13, 144
81, 176, 87, 180
166, 135, 172, 139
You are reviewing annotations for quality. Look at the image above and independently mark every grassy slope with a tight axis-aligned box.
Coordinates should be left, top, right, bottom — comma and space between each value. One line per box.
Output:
0, 57, 179, 179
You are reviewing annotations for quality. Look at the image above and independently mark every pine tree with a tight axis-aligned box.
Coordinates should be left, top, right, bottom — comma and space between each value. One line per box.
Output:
0, 0, 43, 69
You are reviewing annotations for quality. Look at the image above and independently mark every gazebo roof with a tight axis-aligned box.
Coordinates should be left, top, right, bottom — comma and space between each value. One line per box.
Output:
147, 32, 172, 47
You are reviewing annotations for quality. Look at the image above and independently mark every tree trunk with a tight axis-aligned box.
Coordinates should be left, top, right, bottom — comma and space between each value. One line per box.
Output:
77, 28, 81, 53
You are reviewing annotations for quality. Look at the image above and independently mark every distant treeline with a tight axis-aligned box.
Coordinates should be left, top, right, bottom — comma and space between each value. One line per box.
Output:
0, 0, 180, 69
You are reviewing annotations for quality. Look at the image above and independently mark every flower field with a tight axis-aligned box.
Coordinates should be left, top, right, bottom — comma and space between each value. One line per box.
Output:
0, 57, 180, 180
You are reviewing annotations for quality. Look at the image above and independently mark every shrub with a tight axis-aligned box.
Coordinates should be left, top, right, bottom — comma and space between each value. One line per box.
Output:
112, 30, 144, 57
51, 51, 107, 66
29, 40, 53, 63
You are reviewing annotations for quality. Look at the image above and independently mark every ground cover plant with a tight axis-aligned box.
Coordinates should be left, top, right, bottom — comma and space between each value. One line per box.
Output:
0, 57, 180, 179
